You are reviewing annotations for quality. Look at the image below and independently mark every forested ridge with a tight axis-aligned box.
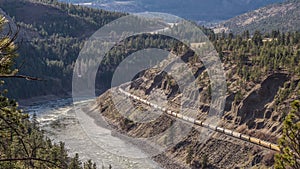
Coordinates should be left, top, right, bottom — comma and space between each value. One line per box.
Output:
217, 0, 300, 34
1, 0, 298, 101
0, 0, 124, 99
58, 0, 285, 22
0, 14, 97, 169
0, 0, 214, 99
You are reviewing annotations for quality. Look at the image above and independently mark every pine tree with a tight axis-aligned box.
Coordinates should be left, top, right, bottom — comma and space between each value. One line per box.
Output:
275, 100, 300, 169
253, 30, 263, 46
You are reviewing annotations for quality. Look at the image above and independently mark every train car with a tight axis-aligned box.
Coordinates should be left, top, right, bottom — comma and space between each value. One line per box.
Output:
167, 110, 172, 115
208, 124, 217, 131
194, 120, 203, 126
182, 116, 195, 123
249, 137, 260, 144
224, 129, 232, 135
202, 122, 209, 128
232, 131, 242, 138
171, 112, 177, 117
182, 115, 188, 121
216, 127, 224, 133
161, 108, 167, 112
270, 144, 280, 152
188, 117, 195, 123
260, 140, 271, 149
177, 114, 183, 119
241, 134, 251, 141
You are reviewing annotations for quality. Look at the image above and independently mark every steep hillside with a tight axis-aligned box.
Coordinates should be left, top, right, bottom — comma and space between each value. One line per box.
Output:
91, 29, 300, 168
0, 0, 123, 99
214, 1, 300, 34
58, 0, 284, 22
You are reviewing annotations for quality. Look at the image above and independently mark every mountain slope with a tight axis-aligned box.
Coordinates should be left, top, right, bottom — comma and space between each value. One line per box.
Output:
215, 1, 300, 34
0, 0, 123, 99
58, 0, 284, 22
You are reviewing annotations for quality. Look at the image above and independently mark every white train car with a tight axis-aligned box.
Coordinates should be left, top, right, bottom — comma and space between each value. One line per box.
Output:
232, 131, 241, 138
176, 114, 183, 119
224, 129, 232, 135
202, 122, 209, 128
182, 116, 195, 123
208, 124, 217, 131
194, 120, 203, 126
216, 127, 224, 133
241, 134, 250, 141
171, 112, 178, 117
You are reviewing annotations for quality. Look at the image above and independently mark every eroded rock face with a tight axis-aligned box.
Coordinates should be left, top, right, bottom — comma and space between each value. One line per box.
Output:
94, 73, 291, 168
236, 73, 289, 129
94, 45, 294, 168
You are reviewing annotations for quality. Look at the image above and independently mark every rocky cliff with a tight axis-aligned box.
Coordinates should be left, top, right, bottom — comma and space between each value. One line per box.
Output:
91, 49, 299, 168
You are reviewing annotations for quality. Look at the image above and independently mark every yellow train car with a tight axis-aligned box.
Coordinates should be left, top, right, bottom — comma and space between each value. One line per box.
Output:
270, 144, 280, 152
260, 140, 271, 149
250, 137, 260, 144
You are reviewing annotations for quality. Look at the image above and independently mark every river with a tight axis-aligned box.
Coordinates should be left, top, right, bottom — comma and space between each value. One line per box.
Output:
23, 98, 161, 169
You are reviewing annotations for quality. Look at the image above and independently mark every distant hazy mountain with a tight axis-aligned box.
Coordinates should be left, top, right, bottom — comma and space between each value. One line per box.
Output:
214, 0, 300, 34
58, 0, 284, 22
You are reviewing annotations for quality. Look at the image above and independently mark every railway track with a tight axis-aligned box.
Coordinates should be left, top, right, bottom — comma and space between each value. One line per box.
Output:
117, 87, 281, 152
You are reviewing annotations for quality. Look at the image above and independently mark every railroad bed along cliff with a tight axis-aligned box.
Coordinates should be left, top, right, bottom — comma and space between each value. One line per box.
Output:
87, 49, 296, 168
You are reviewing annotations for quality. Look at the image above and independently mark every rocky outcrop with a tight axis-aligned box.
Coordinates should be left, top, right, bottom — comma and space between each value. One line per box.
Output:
236, 73, 289, 129
93, 67, 294, 168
